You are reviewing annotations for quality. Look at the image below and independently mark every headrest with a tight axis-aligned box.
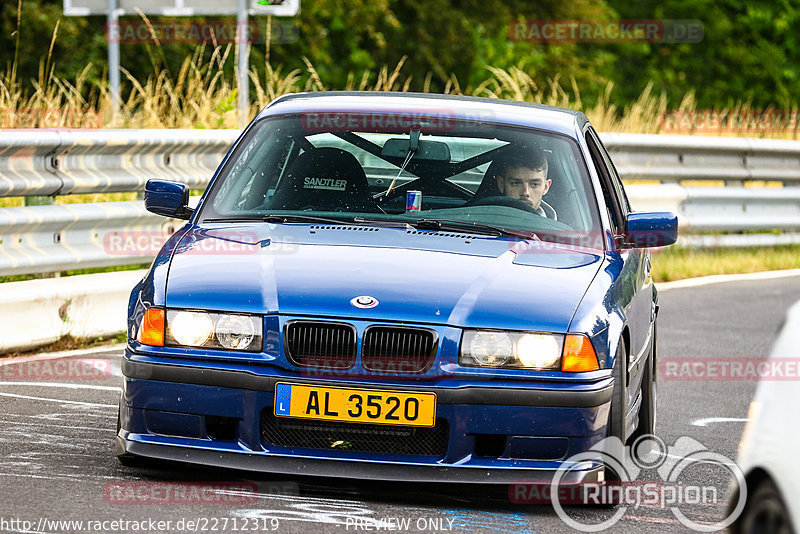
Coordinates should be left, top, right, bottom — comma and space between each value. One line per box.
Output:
269, 147, 378, 212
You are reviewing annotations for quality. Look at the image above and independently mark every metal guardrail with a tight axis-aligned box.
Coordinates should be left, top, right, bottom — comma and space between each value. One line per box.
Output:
602, 133, 800, 184
2, 130, 800, 276
0, 201, 183, 276
0, 130, 237, 197
4, 131, 800, 198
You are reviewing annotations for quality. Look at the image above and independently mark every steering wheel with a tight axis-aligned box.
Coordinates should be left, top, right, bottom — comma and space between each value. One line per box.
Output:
469, 195, 540, 214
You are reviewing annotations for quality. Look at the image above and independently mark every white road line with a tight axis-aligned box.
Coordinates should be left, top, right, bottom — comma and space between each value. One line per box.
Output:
0, 392, 116, 408
23, 412, 114, 420
691, 416, 750, 427
659, 268, 800, 291
0, 343, 124, 366
0, 381, 121, 391
1, 420, 111, 432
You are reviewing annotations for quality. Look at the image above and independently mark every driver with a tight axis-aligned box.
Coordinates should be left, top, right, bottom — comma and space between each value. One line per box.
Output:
494, 151, 557, 219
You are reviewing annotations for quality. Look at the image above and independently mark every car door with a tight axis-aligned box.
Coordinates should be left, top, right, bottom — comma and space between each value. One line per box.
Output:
584, 126, 653, 402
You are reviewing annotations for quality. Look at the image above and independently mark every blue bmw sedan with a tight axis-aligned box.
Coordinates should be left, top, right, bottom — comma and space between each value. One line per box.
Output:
116, 92, 677, 484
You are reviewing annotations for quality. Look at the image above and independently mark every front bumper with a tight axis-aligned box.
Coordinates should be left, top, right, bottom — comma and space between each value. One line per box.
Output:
119, 352, 613, 484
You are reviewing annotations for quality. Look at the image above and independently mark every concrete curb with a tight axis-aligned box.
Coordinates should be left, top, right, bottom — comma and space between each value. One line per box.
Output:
657, 268, 800, 291
0, 269, 146, 353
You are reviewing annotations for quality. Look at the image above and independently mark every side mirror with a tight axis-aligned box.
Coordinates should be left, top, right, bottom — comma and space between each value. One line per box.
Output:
625, 212, 678, 248
144, 179, 193, 220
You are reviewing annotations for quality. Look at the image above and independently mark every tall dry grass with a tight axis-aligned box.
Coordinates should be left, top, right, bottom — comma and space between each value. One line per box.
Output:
2, 14, 798, 138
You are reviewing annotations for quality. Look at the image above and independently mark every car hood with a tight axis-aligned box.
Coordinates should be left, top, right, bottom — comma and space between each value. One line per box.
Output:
164, 224, 603, 332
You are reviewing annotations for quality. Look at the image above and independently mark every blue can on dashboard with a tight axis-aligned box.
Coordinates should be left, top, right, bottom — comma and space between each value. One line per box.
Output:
406, 190, 422, 213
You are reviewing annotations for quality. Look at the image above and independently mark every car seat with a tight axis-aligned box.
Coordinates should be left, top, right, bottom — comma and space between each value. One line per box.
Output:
269, 147, 381, 213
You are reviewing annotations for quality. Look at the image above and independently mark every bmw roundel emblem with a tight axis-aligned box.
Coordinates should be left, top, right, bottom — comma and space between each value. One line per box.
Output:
351, 295, 379, 309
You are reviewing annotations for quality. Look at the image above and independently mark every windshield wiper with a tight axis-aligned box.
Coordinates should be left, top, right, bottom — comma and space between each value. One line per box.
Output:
351, 216, 408, 228
203, 217, 266, 223
203, 214, 357, 224
410, 218, 538, 239
262, 214, 356, 225
265, 214, 411, 229
205, 214, 535, 239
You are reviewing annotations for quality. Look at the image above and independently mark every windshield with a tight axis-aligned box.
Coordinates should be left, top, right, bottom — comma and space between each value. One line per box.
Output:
199, 113, 602, 244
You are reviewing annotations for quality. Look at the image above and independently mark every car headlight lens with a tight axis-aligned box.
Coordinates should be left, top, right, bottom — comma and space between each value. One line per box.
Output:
169, 311, 213, 346
216, 314, 257, 350
516, 333, 561, 369
463, 330, 513, 367
165, 310, 262, 352
460, 330, 563, 370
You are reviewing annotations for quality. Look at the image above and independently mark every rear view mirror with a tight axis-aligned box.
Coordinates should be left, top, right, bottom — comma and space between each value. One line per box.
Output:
625, 212, 678, 248
144, 179, 193, 220
381, 138, 451, 161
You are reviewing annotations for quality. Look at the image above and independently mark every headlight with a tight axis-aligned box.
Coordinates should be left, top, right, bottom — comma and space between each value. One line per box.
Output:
166, 310, 262, 352
460, 330, 563, 370
169, 311, 213, 346
216, 314, 257, 350
463, 330, 513, 367
516, 333, 561, 368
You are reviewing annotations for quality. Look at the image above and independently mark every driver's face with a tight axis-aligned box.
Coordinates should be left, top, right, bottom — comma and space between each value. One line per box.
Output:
496, 166, 551, 210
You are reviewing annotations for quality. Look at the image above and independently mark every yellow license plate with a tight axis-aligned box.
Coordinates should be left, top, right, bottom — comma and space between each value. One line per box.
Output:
274, 383, 436, 427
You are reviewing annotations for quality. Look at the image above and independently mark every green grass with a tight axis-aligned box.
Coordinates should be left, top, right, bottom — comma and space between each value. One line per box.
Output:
0, 332, 127, 358
652, 245, 800, 282
0, 262, 151, 284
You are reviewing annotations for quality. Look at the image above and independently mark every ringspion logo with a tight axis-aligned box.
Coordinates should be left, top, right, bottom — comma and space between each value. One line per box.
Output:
540, 435, 745, 532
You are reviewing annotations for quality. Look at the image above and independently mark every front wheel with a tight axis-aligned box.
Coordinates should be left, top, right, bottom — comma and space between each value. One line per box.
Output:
630, 328, 657, 442
731, 478, 795, 534
607, 340, 628, 446
602, 339, 629, 487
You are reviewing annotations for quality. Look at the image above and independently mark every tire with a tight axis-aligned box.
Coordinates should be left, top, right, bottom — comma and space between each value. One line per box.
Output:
603, 339, 629, 486
630, 323, 657, 442
732, 478, 795, 534
607, 340, 628, 446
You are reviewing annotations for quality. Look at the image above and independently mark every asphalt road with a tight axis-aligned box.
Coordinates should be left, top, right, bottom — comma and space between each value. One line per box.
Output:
2, 274, 799, 534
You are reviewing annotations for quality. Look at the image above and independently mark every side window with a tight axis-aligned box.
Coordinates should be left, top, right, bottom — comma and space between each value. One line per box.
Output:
585, 129, 624, 235
590, 128, 631, 214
